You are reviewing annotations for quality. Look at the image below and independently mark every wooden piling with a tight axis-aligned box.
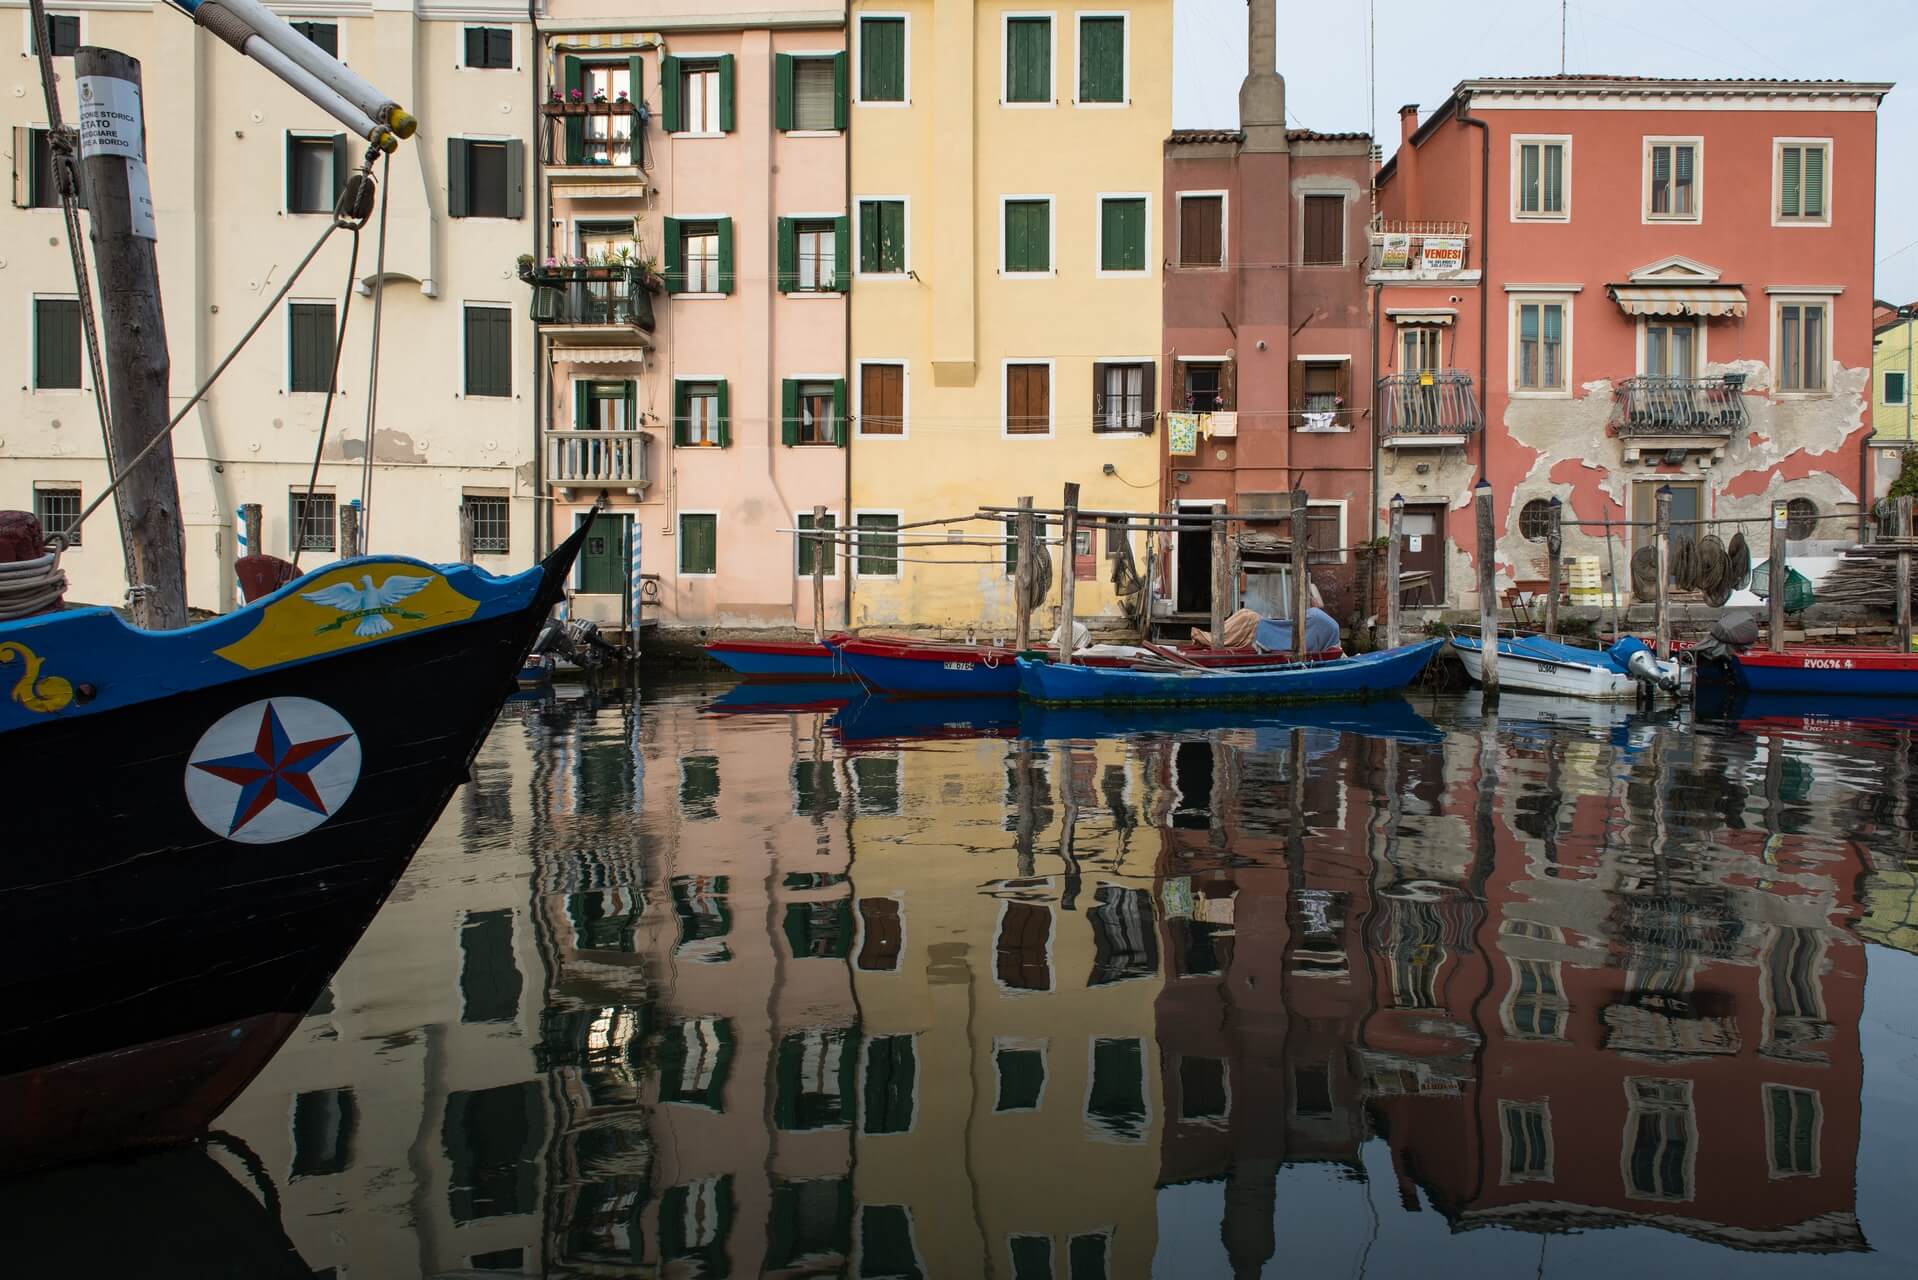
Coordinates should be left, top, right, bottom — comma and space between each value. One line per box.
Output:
1900, 496, 1914, 653
1543, 496, 1561, 638
76, 48, 186, 628
1209, 502, 1229, 643
459, 500, 476, 565
1291, 489, 1310, 662
1386, 494, 1403, 650
1014, 496, 1034, 651
339, 501, 362, 560
811, 503, 827, 645
239, 503, 262, 559
1768, 500, 1787, 652
1058, 482, 1080, 663
1475, 481, 1499, 700
1654, 486, 1672, 660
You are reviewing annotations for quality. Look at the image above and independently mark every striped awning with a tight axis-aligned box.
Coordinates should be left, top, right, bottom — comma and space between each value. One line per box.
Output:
1608, 284, 1747, 318
561, 347, 649, 365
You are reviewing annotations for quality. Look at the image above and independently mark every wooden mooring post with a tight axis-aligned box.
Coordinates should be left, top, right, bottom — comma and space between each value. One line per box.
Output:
1209, 503, 1229, 644
239, 503, 262, 559
1654, 486, 1672, 660
1290, 489, 1310, 662
1057, 482, 1079, 664
1768, 500, 1788, 653
1899, 496, 1914, 653
810, 503, 827, 645
1014, 495, 1035, 651
76, 47, 187, 628
459, 500, 477, 564
1475, 479, 1499, 701
1543, 496, 1562, 638
1386, 494, 1403, 650
339, 500, 362, 559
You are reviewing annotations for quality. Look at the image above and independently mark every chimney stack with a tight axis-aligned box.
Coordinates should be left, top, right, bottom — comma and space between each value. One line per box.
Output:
1240, 0, 1288, 153
1399, 103, 1420, 146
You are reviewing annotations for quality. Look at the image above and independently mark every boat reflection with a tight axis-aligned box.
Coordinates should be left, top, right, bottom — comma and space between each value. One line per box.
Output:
72, 685, 1911, 1276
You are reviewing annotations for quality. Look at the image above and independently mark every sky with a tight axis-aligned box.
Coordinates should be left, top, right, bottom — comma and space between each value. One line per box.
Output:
1173, 0, 1918, 301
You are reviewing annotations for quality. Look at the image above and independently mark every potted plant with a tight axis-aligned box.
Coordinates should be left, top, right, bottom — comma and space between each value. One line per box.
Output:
569, 88, 585, 104
547, 88, 562, 105
633, 252, 664, 295
593, 87, 608, 103
516, 253, 536, 281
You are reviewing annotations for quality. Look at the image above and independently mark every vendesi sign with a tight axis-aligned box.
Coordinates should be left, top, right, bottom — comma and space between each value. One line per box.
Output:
1419, 237, 1466, 273
77, 74, 156, 241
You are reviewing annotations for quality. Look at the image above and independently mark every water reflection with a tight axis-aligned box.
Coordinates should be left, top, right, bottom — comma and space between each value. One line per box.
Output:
48, 682, 1918, 1276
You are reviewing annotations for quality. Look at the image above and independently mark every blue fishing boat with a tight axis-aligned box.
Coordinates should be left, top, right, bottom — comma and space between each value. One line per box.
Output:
838, 636, 1026, 696
1017, 639, 1444, 706
703, 636, 852, 681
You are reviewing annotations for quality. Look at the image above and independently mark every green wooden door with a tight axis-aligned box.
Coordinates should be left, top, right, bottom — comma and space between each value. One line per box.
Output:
577, 513, 630, 595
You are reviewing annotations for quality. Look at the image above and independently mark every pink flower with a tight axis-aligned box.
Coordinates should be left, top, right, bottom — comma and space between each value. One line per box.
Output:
569, 88, 584, 102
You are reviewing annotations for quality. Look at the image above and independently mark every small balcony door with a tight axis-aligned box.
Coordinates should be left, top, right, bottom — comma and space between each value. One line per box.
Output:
582, 64, 633, 164
1399, 325, 1443, 372
1644, 320, 1698, 378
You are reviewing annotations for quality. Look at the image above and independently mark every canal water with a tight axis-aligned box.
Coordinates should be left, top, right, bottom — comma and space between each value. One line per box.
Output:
24, 679, 1918, 1277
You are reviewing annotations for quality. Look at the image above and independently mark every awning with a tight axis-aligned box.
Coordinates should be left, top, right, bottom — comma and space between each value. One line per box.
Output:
1608, 285, 1747, 318
1386, 308, 1456, 325
559, 346, 649, 365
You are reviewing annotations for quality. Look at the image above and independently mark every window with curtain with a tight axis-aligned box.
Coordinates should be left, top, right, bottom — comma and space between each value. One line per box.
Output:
678, 382, 721, 446
1094, 362, 1150, 432
1648, 141, 1698, 218
681, 222, 721, 292
1004, 16, 1051, 102
1778, 301, 1828, 391
681, 62, 721, 133
1515, 300, 1566, 391
796, 220, 837, 291
1516, 139, 1567, 217
798, 381, 837, 444
860, 16, 906, 101
1777, 142, 1829, 221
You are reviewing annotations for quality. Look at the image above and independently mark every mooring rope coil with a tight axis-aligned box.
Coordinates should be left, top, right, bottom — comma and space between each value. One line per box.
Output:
0, 551, 68, 621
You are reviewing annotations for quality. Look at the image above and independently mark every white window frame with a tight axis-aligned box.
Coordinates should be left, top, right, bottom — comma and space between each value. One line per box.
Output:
1642, 135, 1703, 224
999, 193, 1056, 277
992, 1036, 1049, 1111
787, 371, 844, 444
854, 12, 912, 107
673, 374, 726, 446
673, 51, 727, 139
852, 507, 905, 580
999, 11, 1057, 109
1635, 315, 1708, 378
1508, 292, 1574, 398
1175, 189, 1228, 271
282, 129, 340, 218
1772, 137, 1833, 228
285, 296, 338, 396
1297, 188, 1349, 267
457, 23, 517, 71
1761, 1084, 1822, 1179
1091, 356, 1154, 436
1771, 294, 1834, 398
457, 300, 513, 399
854, 195, 911, 279
1094, 191, 1151, 278
1620, 1077, 1698, 1203
1886, 369, 1910, 407
567, 373, 637, 431
674, 214, 728, 297
1072, 11, 1130, 108
784, 50, 845, 137
855, 358, 910, 439
1001, 357, 1056, 439
1306, 499, 1348, 564
1499, 1099, 1556, 1185
783, 213, 846, 294
793, 506, 841, 579
676, 508, 720, 578
1510, 134, 1571, 222
22, 10, 85, 57
857, 1032, 921, 1136
29, 290, 81, 394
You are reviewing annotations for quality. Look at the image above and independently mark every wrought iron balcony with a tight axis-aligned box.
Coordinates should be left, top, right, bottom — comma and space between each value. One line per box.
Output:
1378, 371, 1482, 442
1611, 375, 1749, 437
546, 429, 650, 497
522, 264, 656, 337
1367, 219, 1472, 277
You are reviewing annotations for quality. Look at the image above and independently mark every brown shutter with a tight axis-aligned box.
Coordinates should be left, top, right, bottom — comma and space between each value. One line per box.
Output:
863, 363, 902, 434
1220, 359, 1237, 411
1179, 196, 1222, 267
1091, 361, 1107, 432
1141, 363, 1157, 433
1289, 359, 1305, 423
1172, 360, 1187, 411
1302, 194, 1344, 266
1334, 361, 1352, 427
1034, 365, 1050, 429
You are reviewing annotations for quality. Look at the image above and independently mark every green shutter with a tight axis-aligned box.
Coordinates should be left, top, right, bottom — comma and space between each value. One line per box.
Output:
859, 202, 878, 273
833, 50, 849, 130
1007, 17, 1050, 102
1006, 200, 1047, 272
562, 57, 585, 162
331, 134, 349, 204
681, 514, 717, 575
718, 54, 736, 133
1079, 16, 1124, 103
774, 53, 795, 131
672, 380, 689, 445
284, 135, 297, 209
1804, 146, 1825, 216
716, 217, 734, 295
622, 379, 637, 427
1781, 146, 1801, 216
34, 299, 80, 389
464, 308, 510, 397
446, 139, 468, 217
503, 139, 524, 218
1102, 198, 1144, 271
781, 379, 800, 446
833, 215, 851, 292
574, 380, 591, 428
776, 216, 797, 292
832, 378, 848, 446
860, 17, 905, 102
663, 216, 684, 292
660, 55, 682, 132
716, 379, 730, 447
883, 201, 904, 271
627, 55, 644, 112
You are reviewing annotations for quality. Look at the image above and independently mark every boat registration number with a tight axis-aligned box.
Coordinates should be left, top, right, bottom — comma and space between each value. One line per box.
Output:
943, 662, 974, 671
1803, 658, 1856, 669
1532, 662, 1557, 675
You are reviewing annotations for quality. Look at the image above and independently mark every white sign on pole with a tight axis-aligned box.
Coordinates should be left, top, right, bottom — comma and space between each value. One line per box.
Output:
77, 74, 157, 240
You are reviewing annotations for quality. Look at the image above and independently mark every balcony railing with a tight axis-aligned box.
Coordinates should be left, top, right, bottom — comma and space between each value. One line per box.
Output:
1367, 219, 1472, 277
523, 265, 656, 333
1379, 371, 1482, 439
539, 99, 647, 169
546, 429, 650, 494
1611, 375, 1749, 437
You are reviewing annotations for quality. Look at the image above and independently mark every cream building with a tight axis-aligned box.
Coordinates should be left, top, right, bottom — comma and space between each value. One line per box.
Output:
1, 2, 537, 613
846, 1, 1172, 631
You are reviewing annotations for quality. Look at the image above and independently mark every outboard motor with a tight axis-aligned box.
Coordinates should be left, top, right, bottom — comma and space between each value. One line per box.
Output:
1624, 646, 1680, 694
1692, 610, 1759, 663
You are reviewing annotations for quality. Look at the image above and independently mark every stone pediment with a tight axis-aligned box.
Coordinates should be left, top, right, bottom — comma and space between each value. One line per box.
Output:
1626, 256, 1725, 284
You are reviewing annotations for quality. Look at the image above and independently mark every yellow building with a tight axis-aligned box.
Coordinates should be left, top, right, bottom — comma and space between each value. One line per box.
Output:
847, 1, 1171, 631
1874, 302, 1916, 455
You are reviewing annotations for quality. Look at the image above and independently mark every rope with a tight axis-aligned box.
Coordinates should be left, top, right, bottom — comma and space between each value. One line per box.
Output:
356, 151, 393, 550
0, 551, 67, 620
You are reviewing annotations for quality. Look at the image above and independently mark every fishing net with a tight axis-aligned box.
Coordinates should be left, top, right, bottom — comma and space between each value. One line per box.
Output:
1630, 546, 1660, 597
1693, 534, 1727, 594
1725, 531, 1752, 592
1014, 523, 1054, 614
1672, 536, 1702, 592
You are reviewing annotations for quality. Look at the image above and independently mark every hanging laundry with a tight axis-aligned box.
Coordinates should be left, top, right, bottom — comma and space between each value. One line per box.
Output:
1208, 411, 1238, 438
1167, 412, 1200, 455
1301, 410, 1339, 432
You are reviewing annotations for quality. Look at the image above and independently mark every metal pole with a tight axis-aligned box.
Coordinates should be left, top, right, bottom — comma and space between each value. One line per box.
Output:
811, 503, 827, 646
339, 499, 362, 559
1544, 496, 1561, 638
1291, 489, 1311, 662
1475, 479, 1499, 700
1654, 486, 1672, 660
1058, 482, 1080, 664
1768, 500, 1788, 652
1900, 496, 1914, 653
1014, 495, 1035, 651
1386, 493, 1404, 650
1210, 502, 1229, 644
75, 47, 187, 629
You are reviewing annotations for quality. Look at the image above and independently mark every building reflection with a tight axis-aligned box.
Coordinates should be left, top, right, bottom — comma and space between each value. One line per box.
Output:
204, 689, 1893, 1276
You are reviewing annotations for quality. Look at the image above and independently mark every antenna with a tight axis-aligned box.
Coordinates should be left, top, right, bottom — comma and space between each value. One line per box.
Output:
1561, 1, 1568, 74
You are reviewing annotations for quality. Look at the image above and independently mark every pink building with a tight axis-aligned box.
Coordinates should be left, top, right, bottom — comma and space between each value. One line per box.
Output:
1161, 2, 1375, 628
1372, 77, 1890, 610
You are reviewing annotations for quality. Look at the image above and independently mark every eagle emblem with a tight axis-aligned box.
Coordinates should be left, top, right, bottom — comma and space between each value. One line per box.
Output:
301, 573, 432, 637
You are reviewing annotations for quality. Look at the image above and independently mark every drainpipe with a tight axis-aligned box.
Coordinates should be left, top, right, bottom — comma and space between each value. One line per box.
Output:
843, 17, 854, 629
530, 0, 547, 560
1454, 96, 1491, 490
1369, 277, 1382, 546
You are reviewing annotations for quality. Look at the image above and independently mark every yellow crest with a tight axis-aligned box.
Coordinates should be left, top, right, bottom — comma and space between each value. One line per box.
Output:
0, 641, 74, 713
215, 564, 480, 671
